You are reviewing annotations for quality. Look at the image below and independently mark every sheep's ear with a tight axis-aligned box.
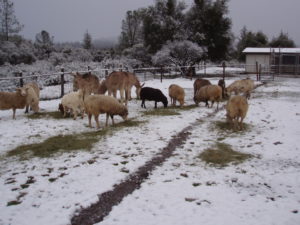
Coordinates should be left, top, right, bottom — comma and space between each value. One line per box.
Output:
70, 73, 76, 77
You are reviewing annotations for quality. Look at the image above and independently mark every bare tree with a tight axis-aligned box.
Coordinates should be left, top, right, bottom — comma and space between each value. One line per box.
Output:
0, 0, 23, 41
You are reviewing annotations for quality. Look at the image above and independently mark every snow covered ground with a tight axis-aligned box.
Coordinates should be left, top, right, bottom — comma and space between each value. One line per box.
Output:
0, 76, 300, 225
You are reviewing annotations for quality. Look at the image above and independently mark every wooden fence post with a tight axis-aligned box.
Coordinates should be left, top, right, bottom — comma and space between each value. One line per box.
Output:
160, 67, 163, 83
222, 62, 226, 80
259, 64, 262, 81
61, 68, 65, 98
256, 61, 259, 81
19, 72, 23, 87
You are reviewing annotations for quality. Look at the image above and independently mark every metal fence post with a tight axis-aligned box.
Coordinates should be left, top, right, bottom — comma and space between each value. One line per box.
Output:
61, 68, 65, 97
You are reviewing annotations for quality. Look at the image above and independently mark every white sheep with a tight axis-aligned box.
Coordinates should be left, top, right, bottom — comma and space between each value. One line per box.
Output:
0, 88, 27, 119
168, 84, 185, 107
226, 95, 249, 130
226, 79, 255, 99
59, 89, 85, 120
23, 82, 40, 113
194, 85, 222, 109
84, 95, 128, 129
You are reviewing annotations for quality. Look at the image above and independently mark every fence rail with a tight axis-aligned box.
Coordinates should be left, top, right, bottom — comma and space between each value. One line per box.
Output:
0, 63, 281, 100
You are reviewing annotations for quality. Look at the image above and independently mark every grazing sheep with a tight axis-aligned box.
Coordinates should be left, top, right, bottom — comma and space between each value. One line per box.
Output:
60, 89, 85, 120
226, 78, 255, 99
168, 84, 185, 107
194, 85, 222, 109
218, 79, 226, 98
23, 82, 40, 113
84, 95, 128, 129
0, 89, 27, 119
226, 95, 249, 130
140, 87, 168, 109
193, 78, 211, 97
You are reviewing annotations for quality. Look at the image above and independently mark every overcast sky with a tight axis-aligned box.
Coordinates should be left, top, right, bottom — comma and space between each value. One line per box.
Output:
13, 0, 300, 46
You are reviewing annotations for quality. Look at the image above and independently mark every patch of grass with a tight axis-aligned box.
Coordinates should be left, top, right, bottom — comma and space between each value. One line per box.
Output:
142, 108, 180, 116
214, 120, 250, 132
198, 142, 253, 167
6, 119, 147, 160
27, 111, 65, 120
168, 104, 198, 111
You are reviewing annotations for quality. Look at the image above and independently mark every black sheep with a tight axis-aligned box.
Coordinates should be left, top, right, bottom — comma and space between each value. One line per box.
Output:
140, 87, 168, 108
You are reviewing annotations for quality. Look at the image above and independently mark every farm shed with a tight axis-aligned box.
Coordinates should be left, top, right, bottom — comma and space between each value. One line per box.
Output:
243, 47, 300, 75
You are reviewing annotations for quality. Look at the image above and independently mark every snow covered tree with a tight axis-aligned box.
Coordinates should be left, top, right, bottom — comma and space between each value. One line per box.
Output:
35, 30, 54, 58
83, 30, 92, 50
143, 0, 187, 53
119, 9, 146, 50
0, 0, 23, 41
152, 40, 205, 75
185, 0, 232, 61
269, 31, 295, 48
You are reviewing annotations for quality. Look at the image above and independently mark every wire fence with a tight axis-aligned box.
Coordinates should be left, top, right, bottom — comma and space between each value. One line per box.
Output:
0, 62, 280, 100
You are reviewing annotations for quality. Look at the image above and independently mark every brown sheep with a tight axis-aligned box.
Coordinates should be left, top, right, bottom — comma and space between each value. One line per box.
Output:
194, 85, 222, 109
193, 78, 211, 97
168, 84, 185, 107
0, 89, 27, 119
84, 95, 128, 129
24, 82, 40, 113
226, 95, 249, 130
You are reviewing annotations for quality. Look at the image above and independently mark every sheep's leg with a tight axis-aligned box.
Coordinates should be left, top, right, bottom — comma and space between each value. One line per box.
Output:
73, 110, 77, 120
25, 105, 29, 113
141, 99, 146, 108
111, 115, 115, 125
105, 114, 109, 127
154, 101, 157, 108
211, 101, 214, 108
88, 113, 92, 127
94, 114, 100, 129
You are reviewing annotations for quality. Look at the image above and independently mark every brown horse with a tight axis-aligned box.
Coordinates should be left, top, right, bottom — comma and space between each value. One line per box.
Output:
103, 71, 143, 105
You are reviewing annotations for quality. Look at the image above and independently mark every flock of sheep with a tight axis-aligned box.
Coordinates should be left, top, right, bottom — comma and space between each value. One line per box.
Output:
0, 71, 256, 130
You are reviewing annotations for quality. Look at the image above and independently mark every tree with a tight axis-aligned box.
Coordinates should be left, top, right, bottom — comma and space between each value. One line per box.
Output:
143, 0, 186, 53
118, 9, 146, 50
236, 27, 268, 61
35, 30, 54, 58
83, 30, 92, 50
269, 31, 295, 48
0, 0, 23, 41
152, 40, 206, 75
185, 0, 232, 61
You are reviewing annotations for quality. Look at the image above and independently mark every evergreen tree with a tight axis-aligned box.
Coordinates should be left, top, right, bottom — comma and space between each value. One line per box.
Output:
236, 26, 268, 61
269, 31, 295, 48
185, 0, 232, 61
83, 30, 92, 50
35, 30, 54, 58
0, 0, 23, 41
143, 0, 186, 54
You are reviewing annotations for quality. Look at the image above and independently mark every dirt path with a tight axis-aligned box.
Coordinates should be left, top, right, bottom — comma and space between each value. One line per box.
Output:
70, 108, 222, 225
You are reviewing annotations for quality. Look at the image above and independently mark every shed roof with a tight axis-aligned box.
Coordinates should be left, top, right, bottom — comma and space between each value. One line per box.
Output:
243, 47, 300, 54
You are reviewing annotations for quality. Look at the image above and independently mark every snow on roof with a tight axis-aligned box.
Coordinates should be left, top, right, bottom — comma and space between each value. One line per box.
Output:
243, 47, 300, 54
